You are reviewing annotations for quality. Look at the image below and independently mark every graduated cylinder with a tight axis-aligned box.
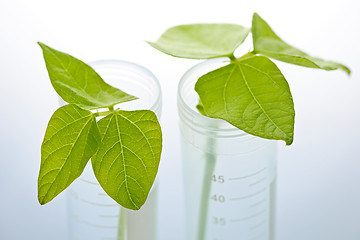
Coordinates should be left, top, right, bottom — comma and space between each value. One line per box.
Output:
178, 58, 277, 240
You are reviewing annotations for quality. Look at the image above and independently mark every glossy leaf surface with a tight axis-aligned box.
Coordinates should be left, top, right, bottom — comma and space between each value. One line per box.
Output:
195, 56, 295, 145
92, 110, 162, 210
39, 42, 137, 108
252, 13, 350, 75
38, 104, 100, 204
148, 24, 250, 59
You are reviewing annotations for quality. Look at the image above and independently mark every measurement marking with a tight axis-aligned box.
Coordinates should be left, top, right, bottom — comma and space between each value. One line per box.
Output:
249, 197, 266, 208
229, 168, 266, 181
99, 214, 120, 218
230, 187, 266, 201
249, 230, 266, 240
80, 198, 119, 207
249, 176, 266, 186
249, 219, 266, 230
231, 209, 266, 222
82, 220, 117, 229
80, 178, 99, 185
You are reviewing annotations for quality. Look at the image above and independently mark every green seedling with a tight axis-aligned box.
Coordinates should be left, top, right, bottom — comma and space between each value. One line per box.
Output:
148, 13, 350, 145
38, 43, 162, 210
148, 13, 350, 240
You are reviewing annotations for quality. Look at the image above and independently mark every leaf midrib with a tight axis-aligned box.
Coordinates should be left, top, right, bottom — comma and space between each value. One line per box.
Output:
42, 114, 91, 147
237, 62, 288, 139
47, 47, 84, 93
157, 41, 231, 57
114, 113, 139, 209
55, 81, 105, 106
182, 29, 231, 54
223, 65, 237, 118
47, 47, 121, 107
40, 115, 93, 202
118, 112, 156, 169
255, 48, 320, 68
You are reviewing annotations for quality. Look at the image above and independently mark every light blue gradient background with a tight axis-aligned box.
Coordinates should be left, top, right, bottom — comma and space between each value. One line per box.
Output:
1, 0, 359, 239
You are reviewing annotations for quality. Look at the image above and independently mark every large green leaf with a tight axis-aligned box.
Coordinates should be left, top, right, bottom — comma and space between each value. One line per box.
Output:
147, 24, 250, 59
38, 42, 137, 108
195, 55, 295, 145
38, 104, 100, 204
252, 13, 350, 75
92, 110, 162, 210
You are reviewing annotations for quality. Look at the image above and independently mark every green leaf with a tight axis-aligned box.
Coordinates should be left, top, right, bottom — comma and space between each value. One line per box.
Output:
38, 104, 100, 204
195, 55, 295, 145
147, 24, 250, 59
38, 42, 138, 108
252, 13, 351, 75
92, 110, 162, 210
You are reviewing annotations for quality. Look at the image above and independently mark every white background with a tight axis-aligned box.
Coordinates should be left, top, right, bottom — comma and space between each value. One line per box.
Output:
1, 0, 359, 239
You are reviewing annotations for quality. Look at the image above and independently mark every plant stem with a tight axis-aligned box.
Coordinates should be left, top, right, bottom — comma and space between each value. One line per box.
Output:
117, 207, 127, 240
197, 137, 217, 240
94, 110, 113, 117
229, 54, 237, 61
93, 105, 116, 117
239, 52, 256, 60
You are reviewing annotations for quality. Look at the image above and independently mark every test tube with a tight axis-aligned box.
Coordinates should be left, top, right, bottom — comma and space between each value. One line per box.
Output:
66, 60, 162, 240
178, 58, 277, 240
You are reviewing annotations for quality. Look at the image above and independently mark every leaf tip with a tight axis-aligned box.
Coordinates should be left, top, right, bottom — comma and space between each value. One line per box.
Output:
146, 41, 168, 56
130, 204, 142, 211
196, 103, 206, 116
37, 42, 52, 55
285, 137, 293, 146
38, 196, 47, 205
344, 66, 351, 76
146, 41, 157, 48
252, 12, 264, 23
37, 41, 47, 49
132, 95, 140, 101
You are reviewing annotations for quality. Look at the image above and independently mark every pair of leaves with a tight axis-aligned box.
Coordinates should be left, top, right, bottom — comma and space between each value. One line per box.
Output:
39, 104, 161, 210
39, 104, 162, 210
149, 13, 350, 145
148, 14, 349, 74
38, 44, 162, 210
